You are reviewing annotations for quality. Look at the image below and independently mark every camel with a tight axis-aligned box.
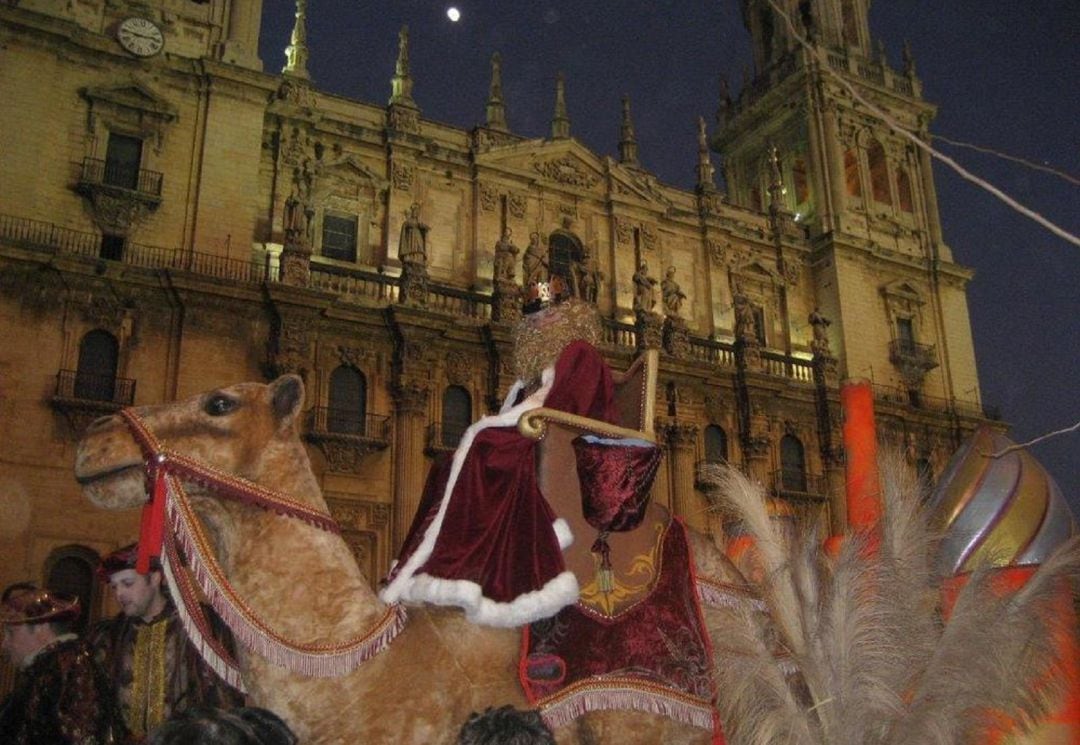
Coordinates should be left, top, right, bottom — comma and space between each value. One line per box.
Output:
75, 374, 745, 744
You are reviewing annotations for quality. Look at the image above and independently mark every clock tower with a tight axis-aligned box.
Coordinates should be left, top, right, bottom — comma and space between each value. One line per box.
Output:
714, 0, 981, 415
14, 0, 264, 70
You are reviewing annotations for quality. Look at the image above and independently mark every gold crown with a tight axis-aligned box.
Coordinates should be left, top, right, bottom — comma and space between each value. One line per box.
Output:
522, 275, 569, 313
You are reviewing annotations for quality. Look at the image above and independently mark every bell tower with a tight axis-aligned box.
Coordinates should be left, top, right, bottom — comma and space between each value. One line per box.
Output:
714, 0, 981, 416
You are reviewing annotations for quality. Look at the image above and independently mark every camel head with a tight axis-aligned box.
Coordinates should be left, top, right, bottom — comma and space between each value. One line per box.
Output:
75, 375, 308, 512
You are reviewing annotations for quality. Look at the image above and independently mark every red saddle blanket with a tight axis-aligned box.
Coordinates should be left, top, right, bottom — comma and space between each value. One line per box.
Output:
520, 518, 724, 741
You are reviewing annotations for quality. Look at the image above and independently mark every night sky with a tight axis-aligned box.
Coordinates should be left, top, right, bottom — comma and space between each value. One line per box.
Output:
258, 1, 1079, 514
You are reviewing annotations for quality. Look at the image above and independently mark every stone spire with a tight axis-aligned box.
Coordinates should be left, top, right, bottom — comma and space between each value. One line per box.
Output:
716, 74, 734, 126
551, 73, 570, 140
767, 144, 785, 216
695, 116, 716, 192
485, 52, 508, 131
389, 25, 416, 106
618, 95, 639, 167
282, 0, 311, 80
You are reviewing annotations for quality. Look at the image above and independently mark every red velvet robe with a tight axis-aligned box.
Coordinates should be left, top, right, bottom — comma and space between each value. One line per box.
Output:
381, 340, 617, 626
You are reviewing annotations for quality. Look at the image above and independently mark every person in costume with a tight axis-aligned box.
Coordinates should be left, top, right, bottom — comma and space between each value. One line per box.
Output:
0, 583, 126, 744
380, 276, 619, 626
89, 544, 243, 740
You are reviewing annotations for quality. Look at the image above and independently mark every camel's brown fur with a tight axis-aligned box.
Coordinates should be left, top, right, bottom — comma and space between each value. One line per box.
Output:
75, 376, 736, 744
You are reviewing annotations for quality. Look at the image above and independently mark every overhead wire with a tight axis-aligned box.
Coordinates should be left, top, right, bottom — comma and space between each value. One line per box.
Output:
930, 135, 1080, 187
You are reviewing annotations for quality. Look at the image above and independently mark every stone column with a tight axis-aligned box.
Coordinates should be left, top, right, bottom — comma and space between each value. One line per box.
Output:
820, 104, 846, 232
667, 422, 706, 533
220, 0, 265, 70
390, 380, 430, 552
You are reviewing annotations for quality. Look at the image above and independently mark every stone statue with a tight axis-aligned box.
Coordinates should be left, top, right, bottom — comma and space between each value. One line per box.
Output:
733, 289, 757, 343
522, 232, 548, 286
661, 266, 687, 317
809, 306, 832, 356
493, 228, 518, 284
398, 203, 429, 305
573, 243, 603, 304
632, 261, 657, 315
399, 203, 428, 268
283, 193, 306, 247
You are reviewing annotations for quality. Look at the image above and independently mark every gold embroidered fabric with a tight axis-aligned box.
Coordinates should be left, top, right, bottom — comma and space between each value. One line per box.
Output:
129, 620, 169, 735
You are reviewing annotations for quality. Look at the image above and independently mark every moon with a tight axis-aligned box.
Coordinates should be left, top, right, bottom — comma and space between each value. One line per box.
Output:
447, 7, 461, 22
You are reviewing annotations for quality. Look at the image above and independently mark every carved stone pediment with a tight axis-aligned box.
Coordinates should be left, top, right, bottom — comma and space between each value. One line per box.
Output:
880, 279, 925, 311
532, 153, 601, 190
609, 163, 673, 209
80, 81, 178, 121
319, 156, 388, 196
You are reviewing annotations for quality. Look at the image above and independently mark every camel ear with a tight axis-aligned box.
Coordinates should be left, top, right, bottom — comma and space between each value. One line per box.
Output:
270, 375, 304, 424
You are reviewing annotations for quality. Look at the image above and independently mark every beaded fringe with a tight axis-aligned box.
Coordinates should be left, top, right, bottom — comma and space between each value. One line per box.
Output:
165, 474, 407, 679
539, 680, 715, 733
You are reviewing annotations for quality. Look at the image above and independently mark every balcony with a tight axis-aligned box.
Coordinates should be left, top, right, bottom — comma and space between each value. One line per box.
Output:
425, 422, 466, 456
50, 369, 137, 434
304, 406, 390, 473
771, 469, 828, 502
76, 157, 163, 201
888, 339, 939, 390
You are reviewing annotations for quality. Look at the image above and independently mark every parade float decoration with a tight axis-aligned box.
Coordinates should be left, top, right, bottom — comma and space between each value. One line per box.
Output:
701, 380, 1079, 745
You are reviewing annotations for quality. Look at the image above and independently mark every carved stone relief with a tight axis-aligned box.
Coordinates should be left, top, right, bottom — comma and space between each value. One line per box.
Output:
507, 193, 527, 218
392, 162, 414, 191
478, 183, 498, 212
533, 155, 599, 189
444, 350, 472, 386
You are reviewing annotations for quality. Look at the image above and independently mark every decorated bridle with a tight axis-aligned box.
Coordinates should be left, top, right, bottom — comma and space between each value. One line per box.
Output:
119, 407, 407, 689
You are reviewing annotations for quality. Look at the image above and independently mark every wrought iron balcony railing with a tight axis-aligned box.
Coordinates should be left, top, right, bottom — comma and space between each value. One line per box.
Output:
888, 339, 938, 371
54, 369, 136, 406
306, 407, 390, 442
77, 157, 163, 198
771, 468, 827, 501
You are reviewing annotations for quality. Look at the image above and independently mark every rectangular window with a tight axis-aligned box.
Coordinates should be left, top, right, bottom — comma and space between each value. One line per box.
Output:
321, 214, 358, 262
897, 317, 915, 353
105, 133, 142, 190
753, 306, 767, 347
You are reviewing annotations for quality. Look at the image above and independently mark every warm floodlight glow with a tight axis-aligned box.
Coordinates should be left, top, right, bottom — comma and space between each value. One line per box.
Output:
447, 7, 461, 22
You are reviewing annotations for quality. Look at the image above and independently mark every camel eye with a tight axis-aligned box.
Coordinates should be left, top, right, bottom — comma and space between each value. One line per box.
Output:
204, 394, 238, 417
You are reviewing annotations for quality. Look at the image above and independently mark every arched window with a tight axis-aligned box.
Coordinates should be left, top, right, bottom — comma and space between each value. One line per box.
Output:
780, 434, 807, 492
704, 425, 728, 464
441, 386, 472, 449
868, 139, 890, 204
844, 149, 862, 197
75, 329, 119, 401
896, 167, 914, 213
45, 545, 100, 633
841, 0, 859, 47
749, 186, 763, 212
548, 231, 582, 285
792, 157, 809, 204
328, 365, 367, 435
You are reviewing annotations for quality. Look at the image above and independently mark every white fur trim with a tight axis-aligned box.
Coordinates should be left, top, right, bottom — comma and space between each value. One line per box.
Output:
552, 518, 573, 550
380, 364, 565, 618
397, 570, 580, 628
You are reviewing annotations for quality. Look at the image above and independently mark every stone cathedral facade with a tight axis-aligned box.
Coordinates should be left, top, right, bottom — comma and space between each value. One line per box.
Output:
0, 0, 990, 633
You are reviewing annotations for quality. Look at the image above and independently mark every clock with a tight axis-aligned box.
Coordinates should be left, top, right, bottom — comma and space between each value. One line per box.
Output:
116, 17, 164, 58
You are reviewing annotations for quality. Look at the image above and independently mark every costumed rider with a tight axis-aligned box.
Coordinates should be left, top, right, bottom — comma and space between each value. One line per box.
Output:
0, 583, 126, 744
89, 544, 243, 740
380, 275, 618, 626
